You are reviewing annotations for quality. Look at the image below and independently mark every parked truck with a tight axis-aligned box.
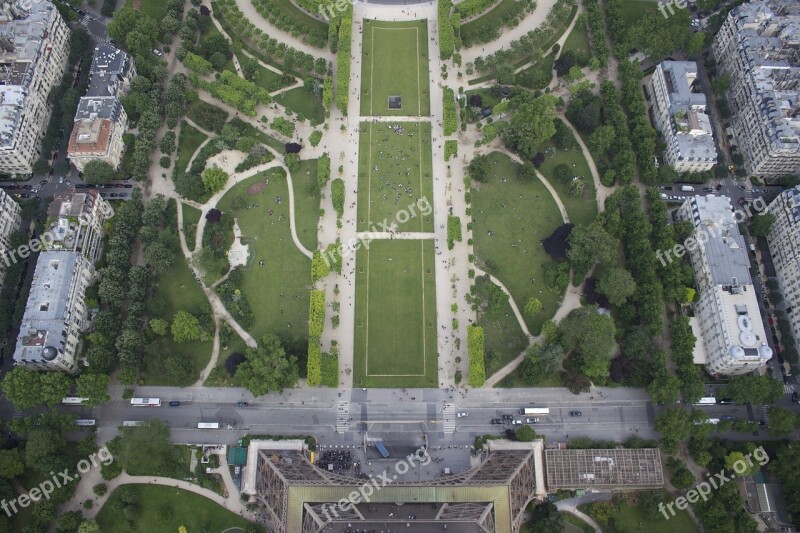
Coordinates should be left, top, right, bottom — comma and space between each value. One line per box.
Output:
681, 185, 695, 192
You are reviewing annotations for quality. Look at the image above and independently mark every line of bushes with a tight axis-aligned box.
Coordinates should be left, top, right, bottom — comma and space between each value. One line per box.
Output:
251, 0, 328, 48
581, 0, 609, 67
190, 70, 271, 116
454, 0, 496, 18
443, 87, 457, 135
447, 215, 462, 250
331, 178, 345, 219
317, 153, 331, 189
307, 338, 321, 385
335, 6, 353, 113
309, 289, 326, 338
467, 325, 486, 386
439, 0, 455, 59
460, 0, 536, 47
619, 61, 658, 184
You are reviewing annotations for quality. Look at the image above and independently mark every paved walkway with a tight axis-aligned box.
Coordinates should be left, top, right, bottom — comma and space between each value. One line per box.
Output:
555, 500, 602, 532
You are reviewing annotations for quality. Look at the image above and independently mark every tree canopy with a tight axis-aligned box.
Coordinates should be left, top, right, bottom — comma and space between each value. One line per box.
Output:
502, 94, 557, 159
82, 160, 117, 184
236, 334, 299, 395
558, 306, 616, 382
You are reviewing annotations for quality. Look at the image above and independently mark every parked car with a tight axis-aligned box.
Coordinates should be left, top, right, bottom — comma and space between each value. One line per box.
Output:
512, 419, 522, 425
502, 414, 513, 421
123, 184, 133, 188
457, 412, 467, 418
169, 401, 181, 407
490, 419, 503, 424
525, 417, 539, 424
237, 401, 249, 408
109, 193, 119, 197
569, 411, 582, 417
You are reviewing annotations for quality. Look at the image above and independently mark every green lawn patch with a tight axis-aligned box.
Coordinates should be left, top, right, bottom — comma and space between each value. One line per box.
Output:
360, 19, 430, 116
97, 485, 265, 533
354, 239, 438, 388
292, 158, 321, 251
516, 53, 555, 90
274, 86, 327, 126
536, 124, 598, 226
249, 60, 295, 93
561, 19, 592, 62
357, 121, 434, 232
215, 169, 311, 344
621, 0, 658, 24
471, 151, 564, 335
175, 121, 208, 177
580, 491, 696, 533
460, 0, 524, 44
124, 0, 167, 20
271, 0, 328, 34
476, 276, 529, 377
182, 203, 202, 252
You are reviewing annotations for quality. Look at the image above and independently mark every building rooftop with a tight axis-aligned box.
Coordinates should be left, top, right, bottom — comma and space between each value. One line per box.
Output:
86, 43, 132, 98
684, 195, 753, 286
544, 448, 664, 489
74, 96, 121, 121
13, 251, 81, 366
67, 117, 112, 156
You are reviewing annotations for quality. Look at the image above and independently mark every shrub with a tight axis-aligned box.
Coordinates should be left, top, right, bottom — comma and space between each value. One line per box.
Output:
444, 140, 458, 160
454, 0, 495, 17
443, 87, 457, 135
309, 130, 322, 147
309, 290, 326, 338
271, 116, 296, 137
317, 153, 331, 189
438, 0, 454, 59
311, 250, 330, 282
186, 100, 228, 133
321, 349, 338, 387
335, 7, 353, 114
447, 215, 462, 250
306, 338, 321, 386
331, 178, 345, 219
467, 325, 486, 386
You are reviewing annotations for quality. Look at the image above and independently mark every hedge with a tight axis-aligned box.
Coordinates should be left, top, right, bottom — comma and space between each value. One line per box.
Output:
183, 51, 213, 75
309, 289, 326, 338
251, 0, 328, 48
331, 178, 345, 219
444, 140, 458, 161
311, 250, 330, 281
271, 116, 296, 137
582, 0, 609, 67
306, 337, 322, 385
447, 215, 462, 250
322, 77, 334, 111
190, 71, 271, 117
335, 7, 353, 114
467, 325, 486, 386
443, 87, 457, 135
454, 0, 495, 18
320, 350, 339, 387
439, 0, 455, 59
317, 153, 331, 189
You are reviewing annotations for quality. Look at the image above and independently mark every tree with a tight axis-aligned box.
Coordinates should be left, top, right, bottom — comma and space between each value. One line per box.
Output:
528, 501, 563, 533
160, 131, 176, 154
78, 521, 101, 533
524, 297, 542, 317
25, 429, 68, 473
749, 213, 775, 237
519, 161, 536, 182
559, 306, 616, 382
171, 311, 207, 343
654, 408, 691, 453
83, 160, 116, 184
552, 119, 574, 150
149, 318, 169, 336
502, 95, 557, 159
115, 420, 182, 476
144, 241, 175, 273
519, 341, 564, 385
647, 370, 681, 405
236, 334, 299, 395
725, 451, 758, 476
0, 449, 25, 479
596, 267, 636, 307
468, 154, 491, 183
75, 374, 110, 407
2, 368, 43, 409
515, 425, 536, 442
202, 165, 228, 193
686, 31, 707, 57
670, 462, 695, 489
721, 375, 783, 405
767, 406, 797, 437
567, 221, 617, 278
495, 63, 515, 85
39, 372, 73, 406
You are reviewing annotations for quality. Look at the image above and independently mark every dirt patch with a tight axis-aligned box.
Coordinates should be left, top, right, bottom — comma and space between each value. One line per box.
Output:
247, 182, 267, 195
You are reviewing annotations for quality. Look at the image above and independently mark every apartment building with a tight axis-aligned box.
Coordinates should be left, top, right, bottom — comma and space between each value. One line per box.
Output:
712, 0, 800, 179
649, 61, 717, 173
67, 43, 134, 171
13, 190, 113, 372
766, 185, 800, 356
677, 195, 773, 375
0, 1, 70, 175
0, 187, 21, 286
67, 97, 128, 171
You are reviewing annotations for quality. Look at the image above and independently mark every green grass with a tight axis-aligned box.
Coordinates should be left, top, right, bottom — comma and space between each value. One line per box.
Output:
182, 203, 202, 251
477, 276, 529, 377
97, 485, 265, 533
536, 124, 598, 226
471, 152, 564, 335
272, 0, 328, 33
143, 240, 212, 385
175, 121, 208, 176
125, 0, 168, 20
360, 19, 430, 116
621, 0, 658, 24
460, 0, 524, 43
250, 61, 295, 93
354, 239, 438, 388
561, 20, 592, 62
580, 492, 697, 533
292, 158, 321, 251
357, 121, 434, 232
516, 53, 555, 90
274, 86, 327, 126
215, 169, 311, 343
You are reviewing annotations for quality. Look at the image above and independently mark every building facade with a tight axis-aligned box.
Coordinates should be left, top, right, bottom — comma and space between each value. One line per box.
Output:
766, 185, 800, 357
0, 1, 70, 175
677, 195, 773, 375
67, 43, 133, 171
0, 187, 21, 287
712, 0, 800, 179
650, 61, 718, 173
13, 190, 112, 372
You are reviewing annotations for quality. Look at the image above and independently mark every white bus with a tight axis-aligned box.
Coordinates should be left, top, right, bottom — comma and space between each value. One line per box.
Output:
521, 407, 550, 415
694, 397, 717, 405
130, 398, 161, 407
197, 422, 220, 429
61, 397, 90, 405
75, 419, 96, 426
122, 421, 145, 427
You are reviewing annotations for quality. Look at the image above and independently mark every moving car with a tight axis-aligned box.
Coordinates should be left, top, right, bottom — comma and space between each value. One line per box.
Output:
237, 401, 249, 408
490, 419, 503, 424
457, 412, 467, 418
168, 401, 180, 407
512, 419, 522, 425
569, 411, 582, 417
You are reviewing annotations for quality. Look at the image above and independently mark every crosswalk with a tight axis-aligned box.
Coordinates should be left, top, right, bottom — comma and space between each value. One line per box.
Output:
442, 403, 455, 434
335, 401, 350, 434
784, 384, 796, 394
